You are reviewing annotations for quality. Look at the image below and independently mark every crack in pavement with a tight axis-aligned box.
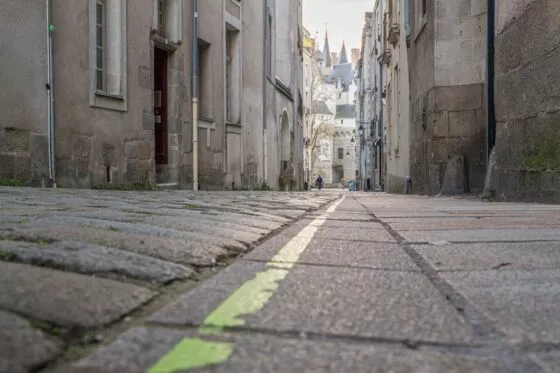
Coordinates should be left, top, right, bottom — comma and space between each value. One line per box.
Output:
351, 195, 547, 373
241, 258, 421, 272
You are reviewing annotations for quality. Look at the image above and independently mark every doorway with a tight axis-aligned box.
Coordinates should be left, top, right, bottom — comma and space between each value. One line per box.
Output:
154, 48, 168, 165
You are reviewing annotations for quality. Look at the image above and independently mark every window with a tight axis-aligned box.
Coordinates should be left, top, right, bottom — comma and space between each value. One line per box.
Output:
153, 0, 182, 43
415, 0, 428, 36
95, 0, 105, 92
404, 0, 411, 36
198, 39, 212, 119
225, 28, 240, 123
90, 0, 127, 111
338, 148, 344, 159
157, 0, 166, 36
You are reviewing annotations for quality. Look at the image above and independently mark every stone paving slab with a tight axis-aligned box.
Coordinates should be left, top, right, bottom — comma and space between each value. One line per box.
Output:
150, 260, 265, 326
15, 216, 251, 252
247, 265, 473, 343
415, 242, 560, 271
401, 228, 560, 243
442, 269, 560, 343
308, 211, 374, 221
69, 327, 504, 373
0, 261, 156, 328
151, 261, 472, 344
0, 311, 62, 373
389, 217, 560, 230
0, 240, 194, 284
298, 241, 419, 270
1, 226, 231, 267
314, 226, 397, 242
317, 220, 387, 229
531, 351, 560, 373
241, 218, 321, 262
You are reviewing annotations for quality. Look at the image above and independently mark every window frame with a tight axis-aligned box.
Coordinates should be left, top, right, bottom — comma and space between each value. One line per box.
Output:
157, 0, 166, 37
89, 0, 128, 111
95, 0, 106, 93
414, 0, 428, 40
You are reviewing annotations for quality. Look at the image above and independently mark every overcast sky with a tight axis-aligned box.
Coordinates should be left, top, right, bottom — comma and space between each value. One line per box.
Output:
303, 0, 373, 55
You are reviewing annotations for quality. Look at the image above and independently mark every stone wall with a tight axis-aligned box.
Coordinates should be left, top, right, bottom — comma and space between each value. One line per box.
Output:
492, 0, 560, 202
409, 0, 487, 195
51, 1, 162, 188
2, 0, 301, 191
0, 0, 49, 185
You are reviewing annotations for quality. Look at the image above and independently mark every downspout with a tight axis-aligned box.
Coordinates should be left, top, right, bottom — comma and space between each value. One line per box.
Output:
487, 0, 496, 156
191, 0, 199, 191
378, 66, 384, 190
262, 2, 268, 184
46, 0, 56, 188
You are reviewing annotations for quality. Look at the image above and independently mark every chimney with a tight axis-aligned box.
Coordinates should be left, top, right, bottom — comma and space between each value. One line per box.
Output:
331, 52, 339, 66
351, 48, 360, 66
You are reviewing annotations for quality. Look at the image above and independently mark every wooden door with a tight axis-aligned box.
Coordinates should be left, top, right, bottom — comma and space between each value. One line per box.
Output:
154, 48, 168, 165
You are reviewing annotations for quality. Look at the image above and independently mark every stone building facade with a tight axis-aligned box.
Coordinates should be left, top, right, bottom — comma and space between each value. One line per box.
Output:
356, 0, 558, 202
385, 0, 411, 193
488, 0, 560, 202
408, 0, 488, 195
0, 0, 303, 191
267, 0, 304, 191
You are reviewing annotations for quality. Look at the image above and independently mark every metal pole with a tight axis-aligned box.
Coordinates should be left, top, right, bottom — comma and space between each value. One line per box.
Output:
487, 0, 496, 156
46, 0, 52, 183
191, 0, 199, 191
46, 0, 56, 188
262, 2, 268, 184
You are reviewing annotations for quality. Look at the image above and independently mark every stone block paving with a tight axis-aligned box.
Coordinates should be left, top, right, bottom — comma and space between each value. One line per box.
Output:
5, 189, 560, 372
55, 192, 560, 373
0, 187, 337, 372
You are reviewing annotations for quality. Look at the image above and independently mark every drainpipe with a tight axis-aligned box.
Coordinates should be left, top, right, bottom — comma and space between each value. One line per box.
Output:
46, 0, 56, 188
262, 2, 268, 184
191, 0, 199, 191
487, 0, 496, 156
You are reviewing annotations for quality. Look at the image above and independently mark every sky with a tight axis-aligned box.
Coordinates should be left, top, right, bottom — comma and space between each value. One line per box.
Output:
303, 0, 373, 55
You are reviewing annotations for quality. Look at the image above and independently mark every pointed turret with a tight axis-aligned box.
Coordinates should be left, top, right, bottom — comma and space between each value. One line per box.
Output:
323, 29, 332, 68
339, 41, 349, 64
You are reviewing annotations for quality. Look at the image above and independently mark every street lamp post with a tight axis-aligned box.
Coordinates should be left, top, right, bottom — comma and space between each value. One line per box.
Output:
358, 125, 364, 191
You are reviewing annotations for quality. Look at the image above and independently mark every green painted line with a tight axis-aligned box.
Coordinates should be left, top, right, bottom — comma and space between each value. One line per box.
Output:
203, 268, 289, 328
269, 235, 315, 266
147, 197, 345, 373
148, 338, 234, 373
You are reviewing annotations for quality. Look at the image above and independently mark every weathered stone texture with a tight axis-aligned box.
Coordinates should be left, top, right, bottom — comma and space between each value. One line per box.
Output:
492, 0, 560, 202
409, 2, 487, 196
0, 311, 62, 373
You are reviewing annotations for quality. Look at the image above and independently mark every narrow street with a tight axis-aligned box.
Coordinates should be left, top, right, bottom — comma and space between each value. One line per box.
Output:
2, 188, 560, 372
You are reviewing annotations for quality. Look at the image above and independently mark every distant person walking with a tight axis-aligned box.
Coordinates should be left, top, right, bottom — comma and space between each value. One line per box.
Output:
340, 178, 345, 190
316, 175, 323, 191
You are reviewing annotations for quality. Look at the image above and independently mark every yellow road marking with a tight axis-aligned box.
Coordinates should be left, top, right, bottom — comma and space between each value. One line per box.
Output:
148, 196, 344, 372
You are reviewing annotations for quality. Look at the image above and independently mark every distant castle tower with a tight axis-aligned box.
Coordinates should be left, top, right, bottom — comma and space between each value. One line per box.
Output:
322, 28, 333, 74
339, 41, 349, 64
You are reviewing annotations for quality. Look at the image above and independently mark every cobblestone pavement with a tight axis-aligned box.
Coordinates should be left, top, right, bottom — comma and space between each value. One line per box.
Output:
4, 189, 560, 372
0, 187, 338, 373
